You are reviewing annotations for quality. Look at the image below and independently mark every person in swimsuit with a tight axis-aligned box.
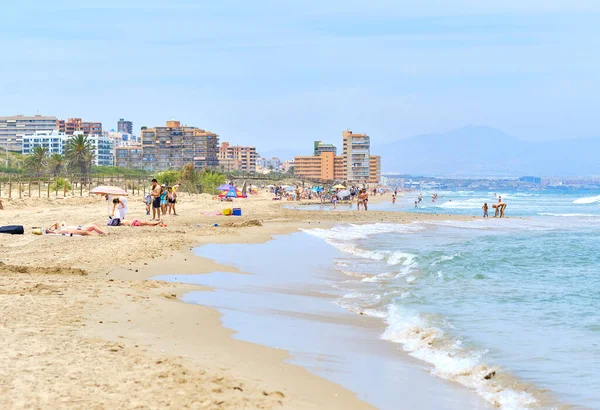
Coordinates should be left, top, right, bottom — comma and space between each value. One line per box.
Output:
44, 222, 106, 236
150, 179, 161, 221
160, 185, 168, 216
120, 219, 166, 227
167, 187, 177, 215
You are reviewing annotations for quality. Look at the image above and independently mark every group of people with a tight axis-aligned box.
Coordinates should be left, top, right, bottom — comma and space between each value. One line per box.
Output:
483, 195, 507, 218
146, 179, 178, 220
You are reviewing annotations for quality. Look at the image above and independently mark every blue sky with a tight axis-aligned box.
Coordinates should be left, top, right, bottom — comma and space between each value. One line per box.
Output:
2, 0, 600, 152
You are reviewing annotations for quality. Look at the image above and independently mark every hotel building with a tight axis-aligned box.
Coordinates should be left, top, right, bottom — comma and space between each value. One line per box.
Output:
218, 142, 257, 173
140, 120, 219, 171
0, 114, 58, 151
294, 130, 380, 184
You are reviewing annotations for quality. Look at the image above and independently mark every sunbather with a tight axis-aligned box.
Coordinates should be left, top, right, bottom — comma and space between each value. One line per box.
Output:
44, 222, 107, 236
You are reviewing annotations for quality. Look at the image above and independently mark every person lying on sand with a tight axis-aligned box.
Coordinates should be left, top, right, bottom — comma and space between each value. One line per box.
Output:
41, 222, 107, 236
120, 219, 166, 227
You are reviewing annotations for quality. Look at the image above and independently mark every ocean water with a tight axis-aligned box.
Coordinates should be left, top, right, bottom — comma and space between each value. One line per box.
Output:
304, 190, 600, 409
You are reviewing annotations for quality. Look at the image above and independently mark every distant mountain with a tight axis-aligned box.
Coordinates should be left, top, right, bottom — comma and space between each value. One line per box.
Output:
374, 126, 600, 177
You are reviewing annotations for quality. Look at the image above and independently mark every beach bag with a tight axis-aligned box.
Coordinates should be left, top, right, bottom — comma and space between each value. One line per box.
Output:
0, 225, 24, 235
222, 208, 232, 216
107, 218, 121, 226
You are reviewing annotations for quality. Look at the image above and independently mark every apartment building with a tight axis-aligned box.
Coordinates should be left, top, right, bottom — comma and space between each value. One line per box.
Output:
141, 120, 219, 171
369, 155, 381, 184
22, 131, 114, 166
117, 118, 133, 134
22, 130, 69, 155
115, 146, 143, 169
294, 131, 380, 184
57, 118, 102, 136
342, 130, 371, 183
218, 142, 257, 173
313, 141, 337, 156
0, 114, 58, 151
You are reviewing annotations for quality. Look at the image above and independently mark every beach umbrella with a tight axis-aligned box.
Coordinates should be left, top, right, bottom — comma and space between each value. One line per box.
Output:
90, 186, 128, 196
333, 184, 346, 189
219, 188, 247, 198
217, 184, 234, 191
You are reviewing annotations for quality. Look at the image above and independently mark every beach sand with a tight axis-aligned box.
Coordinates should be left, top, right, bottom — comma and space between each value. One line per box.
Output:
0, 191, 474, 409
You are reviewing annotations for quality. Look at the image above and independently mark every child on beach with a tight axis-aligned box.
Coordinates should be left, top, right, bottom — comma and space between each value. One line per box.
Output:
482, 203, 488, 218
392, 195, 396, 204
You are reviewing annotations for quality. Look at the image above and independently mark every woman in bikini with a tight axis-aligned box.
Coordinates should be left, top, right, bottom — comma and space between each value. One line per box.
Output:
44, 222, 107, 236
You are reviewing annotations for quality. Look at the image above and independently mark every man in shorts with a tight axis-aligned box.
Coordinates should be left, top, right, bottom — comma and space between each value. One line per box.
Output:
150, 179, 161, 221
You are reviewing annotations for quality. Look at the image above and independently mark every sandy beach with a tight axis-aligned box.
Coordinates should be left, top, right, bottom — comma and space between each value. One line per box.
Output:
0, 190, 474, 409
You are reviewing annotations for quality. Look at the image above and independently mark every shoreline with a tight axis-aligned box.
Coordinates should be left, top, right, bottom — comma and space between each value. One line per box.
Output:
0, 192, 473, 408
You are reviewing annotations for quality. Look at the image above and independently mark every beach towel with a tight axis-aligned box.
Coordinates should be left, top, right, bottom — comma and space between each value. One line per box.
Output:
0, 225, 24, 235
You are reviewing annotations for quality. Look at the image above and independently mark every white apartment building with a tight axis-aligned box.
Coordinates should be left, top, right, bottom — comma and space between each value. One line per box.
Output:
22, 131, 114, 167
22, 131, 69, 155
0, 114, 58, 152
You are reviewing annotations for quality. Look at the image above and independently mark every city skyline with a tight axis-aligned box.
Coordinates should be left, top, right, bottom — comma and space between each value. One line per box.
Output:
2, 1, 600, 152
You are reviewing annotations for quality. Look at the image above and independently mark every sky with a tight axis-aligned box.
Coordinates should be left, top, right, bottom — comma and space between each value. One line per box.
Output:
2, 0, 600, 153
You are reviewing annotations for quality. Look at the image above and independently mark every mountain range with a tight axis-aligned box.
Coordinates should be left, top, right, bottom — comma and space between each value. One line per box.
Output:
373, 126, 600, 177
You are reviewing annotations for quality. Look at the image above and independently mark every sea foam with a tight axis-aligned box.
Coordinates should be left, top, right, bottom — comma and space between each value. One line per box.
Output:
381, 304, 538, 409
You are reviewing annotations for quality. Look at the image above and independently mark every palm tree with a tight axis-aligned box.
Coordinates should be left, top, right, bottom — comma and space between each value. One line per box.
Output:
48, 153, 66, 176
65, 134, 95, 177
25, 146, 48, 176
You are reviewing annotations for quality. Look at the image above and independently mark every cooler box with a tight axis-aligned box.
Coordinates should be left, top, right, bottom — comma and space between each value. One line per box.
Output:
232, 208, 242, 216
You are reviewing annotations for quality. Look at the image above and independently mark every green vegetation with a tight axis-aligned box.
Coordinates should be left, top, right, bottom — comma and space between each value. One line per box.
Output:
155, 169, 180, 186
50, 177, 72, 191
25, 146, 48, 176
65, 134, 95, 175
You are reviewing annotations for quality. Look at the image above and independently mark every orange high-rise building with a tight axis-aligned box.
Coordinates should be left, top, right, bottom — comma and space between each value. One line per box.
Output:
294, 132, 380, 184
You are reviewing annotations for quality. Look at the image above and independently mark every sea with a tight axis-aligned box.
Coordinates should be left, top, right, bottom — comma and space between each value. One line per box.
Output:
302, 189, 600, 409
160, 189, 600, 409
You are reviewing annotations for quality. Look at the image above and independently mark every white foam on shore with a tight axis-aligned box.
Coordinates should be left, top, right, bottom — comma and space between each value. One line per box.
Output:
538, 212, 600, 217
573, 195, 600, 204
381, 305, 538, 409
303, 223, 421, 266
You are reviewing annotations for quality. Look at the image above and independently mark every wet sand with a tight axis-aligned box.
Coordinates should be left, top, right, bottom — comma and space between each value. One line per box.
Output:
0, 191, 474, 408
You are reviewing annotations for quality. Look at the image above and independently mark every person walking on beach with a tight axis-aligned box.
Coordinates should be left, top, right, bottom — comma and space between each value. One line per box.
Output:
167, 187, 177, 215
150, 179, 161, 221
482, 203, 488, 218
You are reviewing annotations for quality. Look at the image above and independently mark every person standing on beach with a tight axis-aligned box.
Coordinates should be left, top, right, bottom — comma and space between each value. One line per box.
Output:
392, 194, 396, 204
482, 203, 488, 218
150, 179, 161, 221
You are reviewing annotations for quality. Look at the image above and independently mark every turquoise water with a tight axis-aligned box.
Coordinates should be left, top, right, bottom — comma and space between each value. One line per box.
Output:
305, 190, 600, 409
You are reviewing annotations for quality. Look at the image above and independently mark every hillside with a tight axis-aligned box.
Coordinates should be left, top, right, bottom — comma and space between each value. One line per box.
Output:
374, 126, 600, 176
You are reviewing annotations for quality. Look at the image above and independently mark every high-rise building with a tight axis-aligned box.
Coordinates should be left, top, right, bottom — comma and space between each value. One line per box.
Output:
294, 130, 380, 184
218, 142, 257, 173
141, 120, 219, 171
342, 130, 371, 183
117, 118, 133, 135
115, 146, 143, 169
0, 114, 58, 151
57, 118, 102, 136
313, 141, 337, 156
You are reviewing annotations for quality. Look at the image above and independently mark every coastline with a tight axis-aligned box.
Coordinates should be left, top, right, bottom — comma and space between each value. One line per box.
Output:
0, 192, 473, 408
